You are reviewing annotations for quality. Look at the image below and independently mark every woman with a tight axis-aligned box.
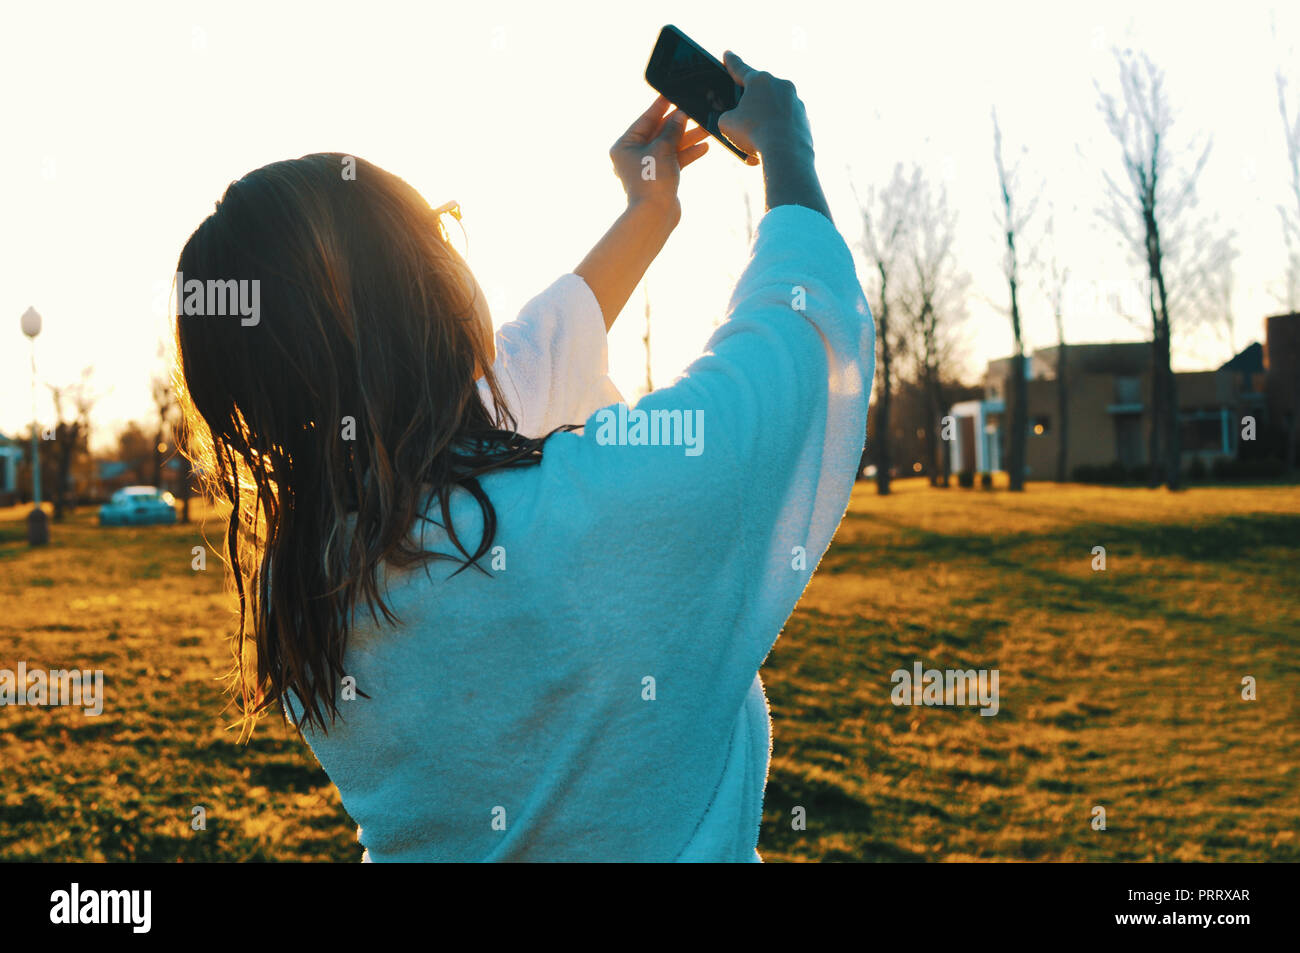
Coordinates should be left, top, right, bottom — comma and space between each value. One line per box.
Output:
175, 52, 874, 862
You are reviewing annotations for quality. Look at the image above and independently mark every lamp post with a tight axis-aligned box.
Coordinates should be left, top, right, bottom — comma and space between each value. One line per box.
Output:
21, 306, 49, 546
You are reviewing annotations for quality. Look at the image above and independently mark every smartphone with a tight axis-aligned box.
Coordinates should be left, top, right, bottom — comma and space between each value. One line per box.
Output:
644, 25, 750, 162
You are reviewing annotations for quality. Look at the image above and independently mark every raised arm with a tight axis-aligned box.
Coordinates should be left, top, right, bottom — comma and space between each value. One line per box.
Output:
574, 95, 710, 330
719, 50, 833, 223
540, 60, 873, 709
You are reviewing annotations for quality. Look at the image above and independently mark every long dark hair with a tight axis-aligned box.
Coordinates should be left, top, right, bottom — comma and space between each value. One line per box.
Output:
175, 153, 551, 738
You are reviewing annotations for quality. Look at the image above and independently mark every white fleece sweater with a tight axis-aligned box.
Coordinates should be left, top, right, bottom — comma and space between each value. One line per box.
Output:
289, 204, 874, 862
476, 273, 625, 439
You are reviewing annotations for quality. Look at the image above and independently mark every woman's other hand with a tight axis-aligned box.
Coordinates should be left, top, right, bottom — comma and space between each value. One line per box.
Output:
609, 94, 710, 222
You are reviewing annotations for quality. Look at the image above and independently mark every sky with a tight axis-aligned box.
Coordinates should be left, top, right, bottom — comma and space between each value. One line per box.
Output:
2, 0, 1298, 450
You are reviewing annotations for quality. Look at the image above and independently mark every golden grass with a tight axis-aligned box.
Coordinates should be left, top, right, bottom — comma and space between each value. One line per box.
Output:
1, 479, 1297, 861
759, 478, 1300, 861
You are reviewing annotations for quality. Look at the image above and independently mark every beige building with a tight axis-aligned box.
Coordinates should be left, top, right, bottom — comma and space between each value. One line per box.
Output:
949, 313, 1298, 478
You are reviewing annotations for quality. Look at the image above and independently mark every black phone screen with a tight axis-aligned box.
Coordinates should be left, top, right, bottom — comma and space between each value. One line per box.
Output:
645, 25, 749, 160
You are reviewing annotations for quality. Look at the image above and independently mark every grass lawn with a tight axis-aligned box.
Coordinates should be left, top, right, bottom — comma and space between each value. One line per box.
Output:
2, 479, 1297, 861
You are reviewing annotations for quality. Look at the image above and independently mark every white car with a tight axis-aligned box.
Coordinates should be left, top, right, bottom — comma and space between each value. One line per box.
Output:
99, 486, 178, 526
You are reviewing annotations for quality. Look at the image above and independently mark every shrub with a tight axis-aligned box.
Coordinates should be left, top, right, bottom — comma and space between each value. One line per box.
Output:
1072, 463, 1148, 484
1211, 457, 1287, 481
1072, 457, 1291, 484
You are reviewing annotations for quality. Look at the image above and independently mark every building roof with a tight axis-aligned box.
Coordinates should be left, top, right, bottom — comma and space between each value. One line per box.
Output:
1219, 341, 1264, 375
986, 339, 1268, 384
1030, 342, 1150, 376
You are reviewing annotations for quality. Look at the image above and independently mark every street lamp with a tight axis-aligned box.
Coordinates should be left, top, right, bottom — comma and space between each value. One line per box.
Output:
21, 306, 48, 546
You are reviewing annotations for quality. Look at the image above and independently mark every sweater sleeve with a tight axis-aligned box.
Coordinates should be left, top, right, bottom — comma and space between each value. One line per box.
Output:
537, 203, 874, 699
478, 273, 625, 439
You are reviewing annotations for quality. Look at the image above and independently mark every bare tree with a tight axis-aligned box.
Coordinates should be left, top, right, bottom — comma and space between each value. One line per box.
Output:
853, 163, 918, 495
1097, 50, 1233, 489
1276, 67, 1300, 471
46, 369, 96, 522
1041, 214, 1071, 482
116, 421, 155, 486
992, 111, 1039, 491
1207, 250, 1238, 359
151, 373, 179, 488
900, 173, 969, 487
1278, 69, 1300, 311
153, 340, 198, 521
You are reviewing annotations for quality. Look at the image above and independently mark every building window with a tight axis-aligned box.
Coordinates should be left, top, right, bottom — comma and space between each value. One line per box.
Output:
1115, 376, 1141, 404
1180, 410, 1225, 453
1032, 416, 1050, 436
1116, 414, 1143, 467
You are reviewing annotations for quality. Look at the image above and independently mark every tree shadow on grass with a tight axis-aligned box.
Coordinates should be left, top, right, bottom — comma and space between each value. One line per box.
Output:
843, 510, 1299, 567
830, 512, 1298, 637
762, 769, 929, 862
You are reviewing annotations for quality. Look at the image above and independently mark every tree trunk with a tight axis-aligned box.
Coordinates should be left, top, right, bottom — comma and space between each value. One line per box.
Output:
1145, 336, 1179, 489
1145, 208, 1181, 490
875, 297, 893, 496
52, 424, 79, 522
1153, 267, 1180, 489
1005, 225, 1027, 491
1288, 339, 1299, 474
154, 430, 165, 487
1145, 270, 1163, 487
928, 371, 949, 487
1147, 356, 1163, 487
924, 367, 940, 486
1007, 351, 1027, 491
1160, 328, 1181, 489
1055, 343, 1069, 481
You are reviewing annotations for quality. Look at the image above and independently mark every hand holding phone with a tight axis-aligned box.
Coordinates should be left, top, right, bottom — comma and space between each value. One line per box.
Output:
643, 26, 830, 221
645, 25, 752, 162
716, 51, 815, 164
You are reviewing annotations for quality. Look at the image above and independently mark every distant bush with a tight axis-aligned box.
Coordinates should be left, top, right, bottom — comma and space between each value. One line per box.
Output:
980, 472, 994, 489
1073, 458, 1290, 483
1211, 457, 1287, 481
1072, 463, 1147, 484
